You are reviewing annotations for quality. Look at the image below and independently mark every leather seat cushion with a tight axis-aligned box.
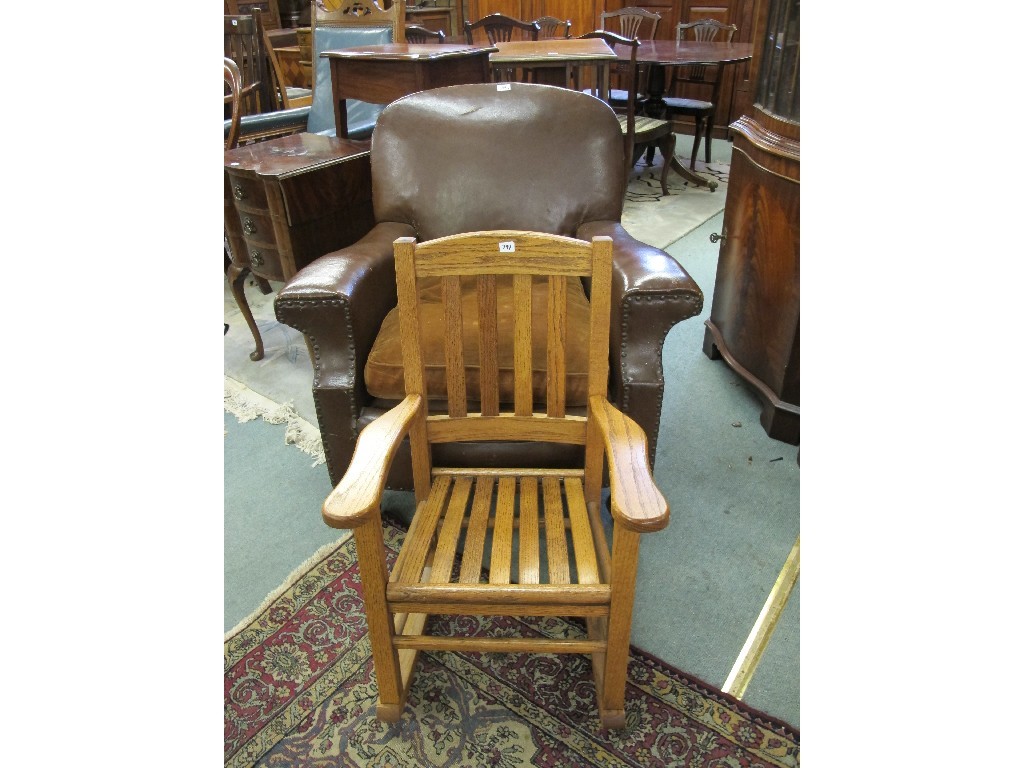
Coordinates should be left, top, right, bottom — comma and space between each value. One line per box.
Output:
365, 275, 591, 406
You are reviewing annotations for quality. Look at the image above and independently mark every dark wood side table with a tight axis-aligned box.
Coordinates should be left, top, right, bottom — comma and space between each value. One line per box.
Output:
224, 133, 375, 360
321, 43, 495, 137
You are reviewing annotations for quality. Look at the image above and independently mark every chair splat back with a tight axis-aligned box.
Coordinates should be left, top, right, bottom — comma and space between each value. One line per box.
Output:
534, 15, 571, 39
309, 0, 404, 135
394, 231, 611, 435
677, 18, 736, 42
599, 7, 661, 40
405, 23, 445, 43
664, 18, 739, 169
224, 11, 272, 116
464, 13, 540, 44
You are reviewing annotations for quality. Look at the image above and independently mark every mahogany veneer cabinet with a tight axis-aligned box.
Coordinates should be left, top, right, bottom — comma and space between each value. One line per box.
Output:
702, 0, 798, 444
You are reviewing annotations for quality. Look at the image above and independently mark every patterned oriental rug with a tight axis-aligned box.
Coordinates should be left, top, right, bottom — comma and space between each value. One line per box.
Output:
225, 518, 799, 768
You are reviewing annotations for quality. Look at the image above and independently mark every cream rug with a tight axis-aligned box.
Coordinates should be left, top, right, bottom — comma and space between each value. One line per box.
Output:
225, 147, 729, 440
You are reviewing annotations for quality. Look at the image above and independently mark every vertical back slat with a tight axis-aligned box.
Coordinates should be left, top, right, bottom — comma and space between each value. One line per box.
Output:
459, 477, 494, 583
543, 476, 571, 584
442, 275, 467, 417
587, 238, 613, 399
477, 275, 499, 416
546, 275, 567, 418
430, 477, 473, 583
518, 477, 540, 584
513, 274, 533, 417
584, 236, 614, 503
395, 238, 426, 396
396, 237, 433, 499
489, 477, 517, 584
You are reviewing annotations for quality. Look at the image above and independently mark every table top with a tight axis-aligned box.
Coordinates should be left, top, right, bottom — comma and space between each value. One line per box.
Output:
224, 133, 370, 178
322, 43, 496, 61
627, 40, 754, 65
490, 39, 616, 63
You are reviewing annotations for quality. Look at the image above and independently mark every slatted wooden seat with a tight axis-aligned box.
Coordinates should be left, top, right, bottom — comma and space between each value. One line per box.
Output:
321, 230, 669, 728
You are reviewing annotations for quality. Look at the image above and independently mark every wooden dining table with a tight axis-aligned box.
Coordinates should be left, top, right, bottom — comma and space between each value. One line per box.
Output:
614, 40, 754, 190
626, 40, 755, 118
322, 43, 496, 137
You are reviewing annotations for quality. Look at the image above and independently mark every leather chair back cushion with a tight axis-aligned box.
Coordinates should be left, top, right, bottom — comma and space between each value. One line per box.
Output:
370, 83, 626, 240
365, 275, 592, 405
308, 25, 392, 135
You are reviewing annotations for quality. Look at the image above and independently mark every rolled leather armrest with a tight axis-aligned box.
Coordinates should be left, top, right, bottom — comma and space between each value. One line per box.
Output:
274, 222, 416, 483
275, 221, 416, 391
575, 220, 704, 467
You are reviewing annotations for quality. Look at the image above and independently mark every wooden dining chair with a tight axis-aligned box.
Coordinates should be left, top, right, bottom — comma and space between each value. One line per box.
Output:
534, 15, 571, 39
598, 6, 661, 40
224, 11, 273, 116
579, 30, 675, 196
464, 13, 540, 81
405, 23, 445, 43
262, 23, 313, 109
598, 7, 660, 107
321, 228, 669, 728
464, 12, 540, 44
663, 19, 738, 169
224, 58, 244, 150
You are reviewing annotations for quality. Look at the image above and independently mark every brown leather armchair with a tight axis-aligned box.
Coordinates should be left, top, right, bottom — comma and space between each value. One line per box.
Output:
274, 82, 704, 488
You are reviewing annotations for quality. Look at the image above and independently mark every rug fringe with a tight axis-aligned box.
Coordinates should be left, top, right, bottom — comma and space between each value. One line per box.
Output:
224, 533, 352, 641
224, 377, 326, 467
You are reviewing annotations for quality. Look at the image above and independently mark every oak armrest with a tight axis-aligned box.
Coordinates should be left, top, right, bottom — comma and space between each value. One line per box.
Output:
322, 395, 423, 529
589, 395, 669, 533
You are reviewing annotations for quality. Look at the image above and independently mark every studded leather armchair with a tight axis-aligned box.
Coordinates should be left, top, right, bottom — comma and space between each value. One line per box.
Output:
275, 82, 703, 488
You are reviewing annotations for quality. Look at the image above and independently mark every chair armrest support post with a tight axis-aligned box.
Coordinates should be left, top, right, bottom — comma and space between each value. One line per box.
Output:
576, 220, 703, 468
590, 395, 669, 533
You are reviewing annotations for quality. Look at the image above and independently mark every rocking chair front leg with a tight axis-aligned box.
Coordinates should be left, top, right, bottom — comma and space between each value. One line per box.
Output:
353, 521, 406, 722
599, 526, 641, 728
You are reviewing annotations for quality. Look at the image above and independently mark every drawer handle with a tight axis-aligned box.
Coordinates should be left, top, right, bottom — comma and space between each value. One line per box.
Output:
233, 184, 246, 200
250, 251, 264, 267
243, 218, 257, 235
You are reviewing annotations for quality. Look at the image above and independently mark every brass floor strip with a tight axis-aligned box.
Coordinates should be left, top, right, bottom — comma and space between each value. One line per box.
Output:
722, 535, 800, 699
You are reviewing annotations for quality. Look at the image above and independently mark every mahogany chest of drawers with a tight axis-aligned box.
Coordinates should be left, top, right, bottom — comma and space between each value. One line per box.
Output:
224, 133, 375, 359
